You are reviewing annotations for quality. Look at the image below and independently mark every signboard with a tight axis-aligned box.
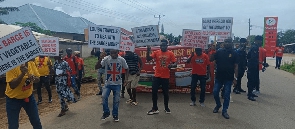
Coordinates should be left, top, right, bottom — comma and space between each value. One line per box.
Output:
264, 17, 278, 57
132, 25, 160, 47
88, 25, 121, 49
120, 35, 135, 52
134, 46, 215, 93
0, 27, 42, 75
202, 17, 233, 36
39, 37, 59, 56
181, 29, 208, 49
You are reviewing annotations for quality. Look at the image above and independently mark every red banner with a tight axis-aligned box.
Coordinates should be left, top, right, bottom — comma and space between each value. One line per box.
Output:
134, 46, 215, 93
264, 17, 278, 57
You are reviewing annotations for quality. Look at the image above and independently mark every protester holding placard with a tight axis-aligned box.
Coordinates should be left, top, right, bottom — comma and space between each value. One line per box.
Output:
5, 58, 42, 129
99, 49, 129, 122
146, 39, 177, 115
63, 48, 80, 100
53, 50, 77, 117
119, 51, 126, 98
74, 51, 85, 92
123, 51, 143, 106
186, 47, 210, 107
34, 55, 53, 104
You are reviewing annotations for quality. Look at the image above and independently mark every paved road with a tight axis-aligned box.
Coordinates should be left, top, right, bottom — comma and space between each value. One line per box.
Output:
20, 64, 295, 129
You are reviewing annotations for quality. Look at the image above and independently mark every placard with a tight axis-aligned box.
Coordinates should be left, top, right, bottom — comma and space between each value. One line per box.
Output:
264, 17, 278, 57
202, 17, 233, 36
120, 35, 135, 52
0, 27, 42, 75
39, 37, 59, 56
88, 25, 121, 49
132, 25, 160, 46
181, 29, 208, 49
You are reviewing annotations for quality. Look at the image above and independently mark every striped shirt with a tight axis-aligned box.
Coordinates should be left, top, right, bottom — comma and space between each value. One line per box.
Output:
123, 53, 139, 74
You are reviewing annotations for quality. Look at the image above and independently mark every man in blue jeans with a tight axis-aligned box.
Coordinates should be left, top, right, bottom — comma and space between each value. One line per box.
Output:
210, 39, 239, 119
6, 59, 42, 129
99, 49, 128, 122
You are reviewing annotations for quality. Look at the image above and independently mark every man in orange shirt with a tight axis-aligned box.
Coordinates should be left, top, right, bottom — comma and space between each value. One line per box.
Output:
273, 44, 284, 69
186, 47, 210, 107
146, 39, 177, 115
74, 51, 85, 92
63, 48, 80, 100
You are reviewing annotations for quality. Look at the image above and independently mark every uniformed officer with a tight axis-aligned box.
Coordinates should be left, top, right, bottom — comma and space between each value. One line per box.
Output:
233, 38, 247, 94
246, 36, 262, 101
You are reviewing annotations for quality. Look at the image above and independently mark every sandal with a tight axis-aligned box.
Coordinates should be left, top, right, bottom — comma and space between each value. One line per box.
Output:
131, 102, 138, 106
126, 99, 132, 104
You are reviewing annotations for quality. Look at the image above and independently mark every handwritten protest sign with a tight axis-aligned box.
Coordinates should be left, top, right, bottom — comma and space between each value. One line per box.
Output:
181, 29, 208, 49
88, 25, 121, 49
120, 35, 135, 52
0, 27, 42, 75
132, 25, 160, 47
39, 37, 59, 56
202, 17, 233, 36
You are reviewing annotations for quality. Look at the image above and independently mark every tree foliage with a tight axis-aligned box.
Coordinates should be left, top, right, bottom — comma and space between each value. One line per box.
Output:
14, 22, 52, 35
277, 29, 295, 45
0, 0, 19, 15
160, 32, 182, 45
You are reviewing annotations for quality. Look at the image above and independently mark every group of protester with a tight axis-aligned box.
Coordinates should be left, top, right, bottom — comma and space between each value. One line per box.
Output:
4, 35, 286, 128
5, 48, 85, 128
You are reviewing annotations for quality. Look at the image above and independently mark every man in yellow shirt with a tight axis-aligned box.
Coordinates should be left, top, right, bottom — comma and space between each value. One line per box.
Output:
34, 55, 53, 104
6, 59, 42, 129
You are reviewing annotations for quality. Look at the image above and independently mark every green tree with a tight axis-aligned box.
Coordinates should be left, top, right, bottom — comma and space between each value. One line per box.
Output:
14, 22, 52, 35
160, 32, 182, 45
247, 35, 256, 44
277, 29, 295, 45
0, 0, 19, 15
233, 36, 240, 43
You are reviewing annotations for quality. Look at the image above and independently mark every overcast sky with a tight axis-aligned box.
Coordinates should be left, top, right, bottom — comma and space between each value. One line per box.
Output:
1, 0, 294, 38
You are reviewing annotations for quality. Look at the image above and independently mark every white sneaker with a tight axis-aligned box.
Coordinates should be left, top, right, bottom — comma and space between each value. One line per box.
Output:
190, 102, 196, 106
147, 110, 159, 115
200, 103, 205, 107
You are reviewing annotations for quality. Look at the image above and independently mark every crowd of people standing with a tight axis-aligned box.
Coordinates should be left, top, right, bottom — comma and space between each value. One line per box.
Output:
5, 35, 287, 128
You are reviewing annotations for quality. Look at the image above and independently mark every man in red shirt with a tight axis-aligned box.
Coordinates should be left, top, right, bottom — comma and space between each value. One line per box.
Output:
74, 51, 85, 92
146, 40, 177, 115
186, 47, 210, 107
273, 44, 285, 69
63, 48, 80, 100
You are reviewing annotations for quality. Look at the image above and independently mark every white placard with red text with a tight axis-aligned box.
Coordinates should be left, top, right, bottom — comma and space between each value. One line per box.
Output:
120, 35, 135, 52
0, 27, 42, 75
39, 37, 59, 56
181, 29, 208, 49
202, 17, 233, 36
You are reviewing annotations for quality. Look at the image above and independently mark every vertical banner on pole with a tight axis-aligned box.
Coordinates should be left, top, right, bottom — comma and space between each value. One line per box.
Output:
264, 17, 278, 57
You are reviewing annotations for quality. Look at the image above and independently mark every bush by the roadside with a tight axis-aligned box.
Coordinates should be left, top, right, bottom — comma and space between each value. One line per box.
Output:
281, 60, 295, 74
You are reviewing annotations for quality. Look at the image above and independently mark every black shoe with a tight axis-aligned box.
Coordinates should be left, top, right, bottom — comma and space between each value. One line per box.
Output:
275, 67, 277, 69
222, 112, 230, 119
48, 98, 52, 103
121, 93, 124, 98
232, 88, 237, 92
101, 113, 110, 120
239, 89, 246, 93
113, 116, 119, 122
77, 94, 81, 100
213, 105, 222, 113
37, 99, 42, 105
278, 67, 280, 69
252, 94, 258, 97
235, 91, 241, 94
248, 97, 256, 101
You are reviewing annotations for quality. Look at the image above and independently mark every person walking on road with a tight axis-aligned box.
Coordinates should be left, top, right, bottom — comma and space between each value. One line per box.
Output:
53, 51, 77, 117
34, 55, 53, 104
210, 39, 239, 119
99, 49, 129, 122
273, 44, 284, 69
233, 38, 247, 94
123, 51, 143, 106
186, 47, 210, 107
146, 39, 177, 115
74, 51, 85, 92
247, 36, 262, 101
5, 58, 42, 129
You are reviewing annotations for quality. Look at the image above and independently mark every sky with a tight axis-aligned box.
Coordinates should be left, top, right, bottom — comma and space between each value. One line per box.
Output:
1, 0, 294, 38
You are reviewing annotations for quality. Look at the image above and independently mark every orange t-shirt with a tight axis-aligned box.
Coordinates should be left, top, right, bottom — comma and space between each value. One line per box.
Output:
275, 47, 284, 57
151, 50, 176, 78
259, 47, 266, 70
119, 51, 126, 73
76, 57, 84, 70
190, 53, 210, 75
63, 55, 78, 75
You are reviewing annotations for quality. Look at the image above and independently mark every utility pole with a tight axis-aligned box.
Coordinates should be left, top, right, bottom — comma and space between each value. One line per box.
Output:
248, 18, 251, 37
154, 15, 165, 32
